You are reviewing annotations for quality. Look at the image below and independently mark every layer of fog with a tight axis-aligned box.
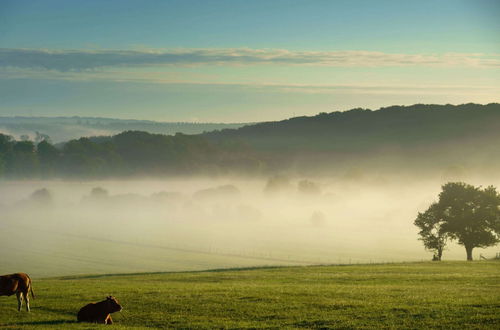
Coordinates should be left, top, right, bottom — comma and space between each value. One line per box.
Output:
0, 126, 116, 144
1, 175, 499, 277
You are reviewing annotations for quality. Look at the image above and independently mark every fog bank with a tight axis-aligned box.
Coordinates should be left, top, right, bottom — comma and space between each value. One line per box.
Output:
1, 175, 498, 277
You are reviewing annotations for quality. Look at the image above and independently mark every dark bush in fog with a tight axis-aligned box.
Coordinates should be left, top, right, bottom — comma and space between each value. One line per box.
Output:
82, 188, 148, 206
91, 187, 109, 199
81, 187, 109, 204
264, 175, 292, 193
298, 180, 321, 195
29, 188, 52, 205
193, 185, 240, 200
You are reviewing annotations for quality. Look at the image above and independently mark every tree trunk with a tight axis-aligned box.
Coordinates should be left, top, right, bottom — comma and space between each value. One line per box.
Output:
437, 247, 443, 261
465, 245, 474, 261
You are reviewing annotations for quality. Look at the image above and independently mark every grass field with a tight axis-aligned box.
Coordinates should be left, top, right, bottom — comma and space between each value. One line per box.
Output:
0, 262, 499, 329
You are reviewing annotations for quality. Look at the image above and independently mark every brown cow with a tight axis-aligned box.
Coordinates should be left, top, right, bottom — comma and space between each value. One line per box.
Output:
77, 296, 123, 324
0, 273, 35, 312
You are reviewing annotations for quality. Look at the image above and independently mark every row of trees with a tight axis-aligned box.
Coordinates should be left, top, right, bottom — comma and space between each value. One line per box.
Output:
415, 182, 500, 261
0, 131, 264, 178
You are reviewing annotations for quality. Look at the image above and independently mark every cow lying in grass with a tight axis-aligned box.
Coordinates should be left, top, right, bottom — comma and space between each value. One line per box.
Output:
77, 296, 123, 324
0, 273, 35, 312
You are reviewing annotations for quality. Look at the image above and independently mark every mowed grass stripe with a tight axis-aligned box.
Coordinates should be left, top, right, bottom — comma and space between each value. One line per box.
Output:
0, 262, 499, 329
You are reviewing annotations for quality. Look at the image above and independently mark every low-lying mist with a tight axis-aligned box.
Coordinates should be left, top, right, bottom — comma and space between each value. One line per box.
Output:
1, 174, 498, 277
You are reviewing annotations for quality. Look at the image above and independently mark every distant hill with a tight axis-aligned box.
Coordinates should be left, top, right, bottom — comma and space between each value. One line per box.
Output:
204, 103, 500, 174
0, 116, 246, 143
1, 103, 500, 178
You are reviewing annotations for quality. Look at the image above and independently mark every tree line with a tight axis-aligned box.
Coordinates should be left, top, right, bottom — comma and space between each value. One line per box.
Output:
0, 131, 264, 178
2, 103, 500, 178
204, 103, 500, 173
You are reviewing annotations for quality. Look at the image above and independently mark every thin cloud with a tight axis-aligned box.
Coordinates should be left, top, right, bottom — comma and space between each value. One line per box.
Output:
2, 66, 498, 93
2, 66, 497, 99
1, 48, 499, 71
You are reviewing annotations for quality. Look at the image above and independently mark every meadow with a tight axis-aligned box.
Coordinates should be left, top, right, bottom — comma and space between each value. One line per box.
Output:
1, 261, 499, 329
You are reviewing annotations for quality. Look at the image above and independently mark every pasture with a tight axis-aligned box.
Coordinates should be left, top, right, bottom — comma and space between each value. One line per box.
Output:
0, 261, 499, 329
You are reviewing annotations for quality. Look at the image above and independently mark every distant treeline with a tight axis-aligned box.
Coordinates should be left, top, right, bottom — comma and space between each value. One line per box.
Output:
0, 131, 263, 178
205, 102, 500, 173
1, 103, 500, 178
205, 103, 500, 151
0, 116, 245, 143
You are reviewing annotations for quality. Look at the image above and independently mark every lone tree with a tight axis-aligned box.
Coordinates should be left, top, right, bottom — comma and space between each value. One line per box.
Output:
414, 202, 447, 261
416, 182, 500, 261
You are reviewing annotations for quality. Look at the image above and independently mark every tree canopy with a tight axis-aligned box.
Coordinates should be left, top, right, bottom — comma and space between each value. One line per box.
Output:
0, 131, 262, 178
415, 182, 500, 260
414, 202, 447, 261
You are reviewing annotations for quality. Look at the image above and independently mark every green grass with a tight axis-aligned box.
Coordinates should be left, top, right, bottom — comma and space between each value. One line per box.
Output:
1, 262, 499, 329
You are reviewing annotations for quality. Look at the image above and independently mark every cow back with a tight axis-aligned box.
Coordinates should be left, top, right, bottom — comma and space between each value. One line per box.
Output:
0, 274, 22, 296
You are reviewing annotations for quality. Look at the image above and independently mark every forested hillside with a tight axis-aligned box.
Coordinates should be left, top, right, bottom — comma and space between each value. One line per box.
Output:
0, 131, 262, 178
205, 103, 500, 173
1, 103, 499, 178
207, 103, 500, 150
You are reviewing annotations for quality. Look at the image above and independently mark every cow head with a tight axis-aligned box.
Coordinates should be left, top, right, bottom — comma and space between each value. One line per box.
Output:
106, 296, 123, 313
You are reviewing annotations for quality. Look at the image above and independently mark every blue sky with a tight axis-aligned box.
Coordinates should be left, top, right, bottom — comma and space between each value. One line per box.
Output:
0, 0, 499, 122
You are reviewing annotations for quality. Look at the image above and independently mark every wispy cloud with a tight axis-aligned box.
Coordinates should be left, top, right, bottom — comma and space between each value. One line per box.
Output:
2, 66, 497, 98
1, 48, 499, 71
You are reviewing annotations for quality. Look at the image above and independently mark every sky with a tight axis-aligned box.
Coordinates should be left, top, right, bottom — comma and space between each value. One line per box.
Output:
0, 0, 499, 122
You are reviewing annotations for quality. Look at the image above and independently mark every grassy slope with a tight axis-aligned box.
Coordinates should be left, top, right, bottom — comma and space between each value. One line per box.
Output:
0, 262, 499, 329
